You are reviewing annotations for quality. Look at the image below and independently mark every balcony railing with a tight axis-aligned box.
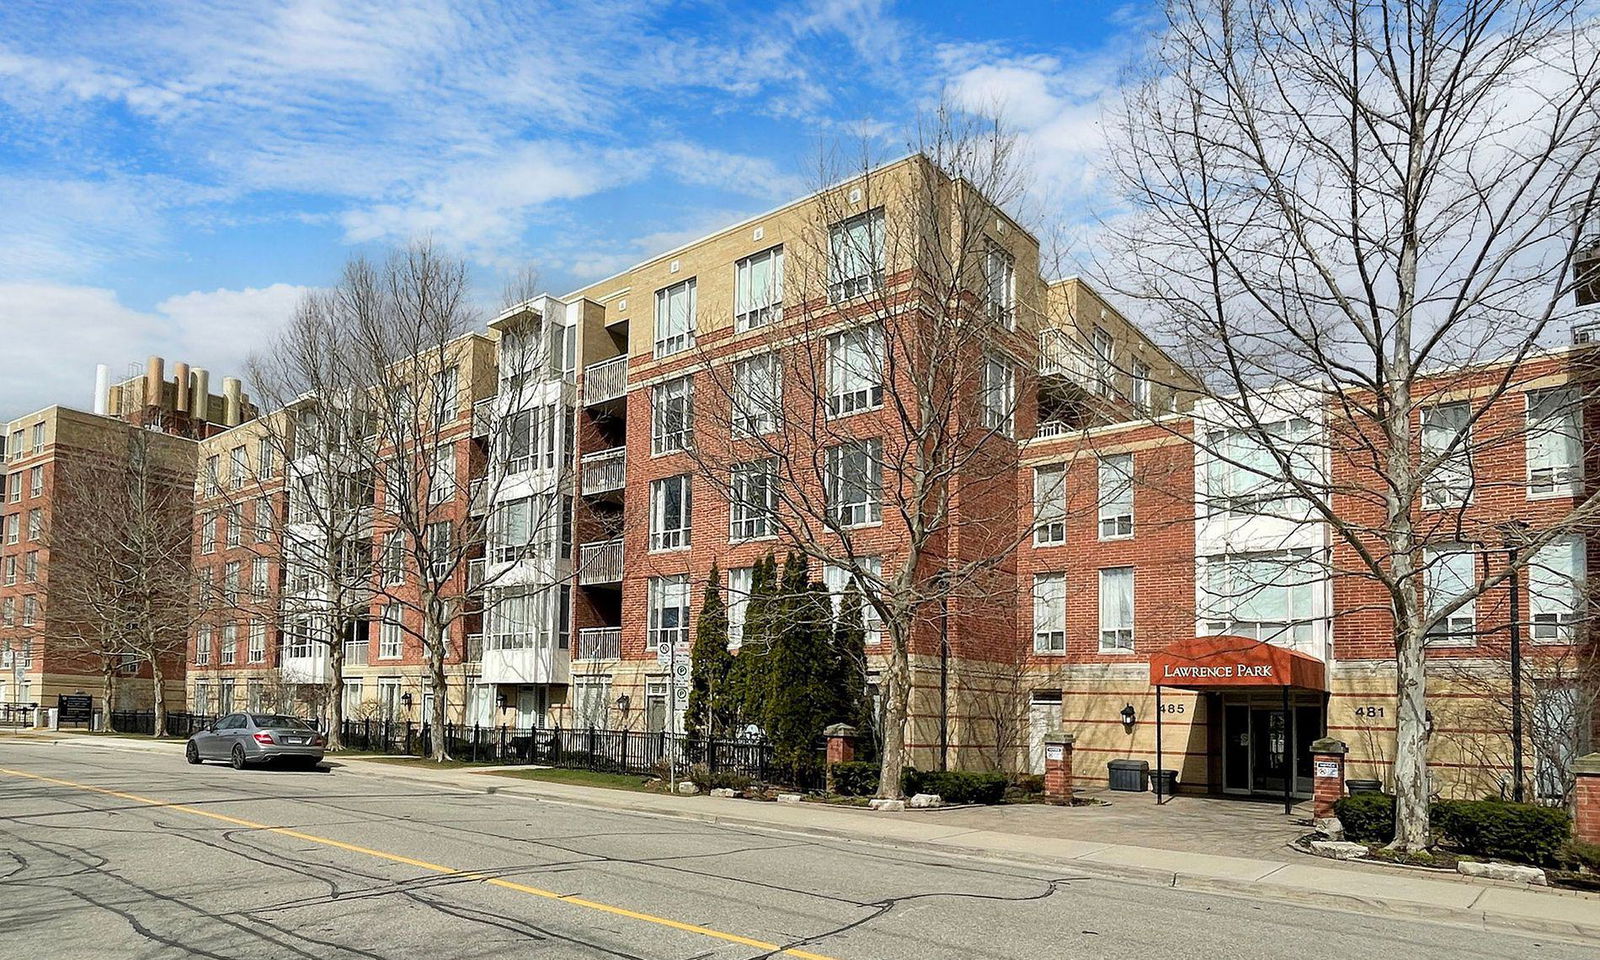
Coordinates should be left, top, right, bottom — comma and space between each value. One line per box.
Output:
575, 627, 621, 661
1034, 420, 1071, 439
1038, 328, 1096, 381
581, 446, 626, 496
577, 538, 624, 585
583, 356, 628, 406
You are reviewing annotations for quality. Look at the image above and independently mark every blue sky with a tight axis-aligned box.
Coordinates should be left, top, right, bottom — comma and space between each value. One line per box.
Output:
0, 0, 1143, 415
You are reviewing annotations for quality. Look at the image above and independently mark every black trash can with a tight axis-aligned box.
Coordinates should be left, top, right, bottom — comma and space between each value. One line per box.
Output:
1150, 769, 1178, 796
1108, 759, 1150, 792
1346, 779, 1383, 795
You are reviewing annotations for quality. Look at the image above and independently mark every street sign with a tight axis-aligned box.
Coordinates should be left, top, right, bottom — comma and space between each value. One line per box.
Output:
655, 644, 672, 666
672, 660, 691, 681
674, 684, 691, 704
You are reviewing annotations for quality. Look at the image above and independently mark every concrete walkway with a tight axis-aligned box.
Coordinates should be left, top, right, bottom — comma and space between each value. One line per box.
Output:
17, 732, 1600, 943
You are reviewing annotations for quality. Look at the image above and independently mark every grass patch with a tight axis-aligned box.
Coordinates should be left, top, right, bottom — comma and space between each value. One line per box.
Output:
487, 767, 663, 793
347, 755, 500, 769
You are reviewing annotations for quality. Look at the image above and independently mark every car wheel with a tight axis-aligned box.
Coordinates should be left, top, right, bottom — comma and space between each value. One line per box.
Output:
184, 742, 201, 765
230, 744, 248, 770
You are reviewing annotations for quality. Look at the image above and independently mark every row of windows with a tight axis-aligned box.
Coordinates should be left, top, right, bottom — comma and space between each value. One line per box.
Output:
2, 465, 45, 503
1, 551, 39, 586
0, 595, 39, 627
3, 423, 46, 462
1032, 453, 1134, 546
2, 510, 43, 545
647, 440, 883, 552
199, 498, 275, 553
1422, 387, 1584, 506
194, 621, 271, 665
645, 563, 884, 652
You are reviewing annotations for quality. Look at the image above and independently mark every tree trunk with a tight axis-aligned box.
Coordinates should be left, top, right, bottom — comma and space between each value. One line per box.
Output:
1391, 624, 1431, 849
100, 667, 115, 733
327, 640, 345, 750
150, 661, 167, 739
426, 593, 451, 762
875, 629, 912, 799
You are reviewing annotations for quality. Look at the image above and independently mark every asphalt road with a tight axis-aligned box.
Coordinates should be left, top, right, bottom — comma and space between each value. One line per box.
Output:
0, 738, 1589, 960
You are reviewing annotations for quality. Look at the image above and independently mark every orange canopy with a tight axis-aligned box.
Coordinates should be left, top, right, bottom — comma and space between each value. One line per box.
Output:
1149, 635, 1326, 691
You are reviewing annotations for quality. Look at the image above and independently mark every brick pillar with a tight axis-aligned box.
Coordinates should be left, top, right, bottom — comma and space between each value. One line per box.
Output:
1309, 737, 1348, 820
1043, 730, 1075, 803
824, 723, 857, 794
1574, 753, 1600, 845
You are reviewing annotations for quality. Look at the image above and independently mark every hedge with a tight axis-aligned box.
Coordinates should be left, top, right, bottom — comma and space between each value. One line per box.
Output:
1334, 792, 1395, 842
1430, 799, 1570, 865
902, 768, 1008, 805
830, 760, 880, 797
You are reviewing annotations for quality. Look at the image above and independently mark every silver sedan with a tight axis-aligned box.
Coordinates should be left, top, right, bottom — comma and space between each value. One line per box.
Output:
185, 713, 326, 769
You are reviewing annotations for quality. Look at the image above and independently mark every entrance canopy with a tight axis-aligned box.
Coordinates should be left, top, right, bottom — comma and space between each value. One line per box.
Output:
1149, 635, 1326, 692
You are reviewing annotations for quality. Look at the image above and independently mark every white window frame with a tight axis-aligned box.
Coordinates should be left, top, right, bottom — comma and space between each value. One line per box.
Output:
1097, 453, 1134, 540
981, 353, 1014, 436
220, 623, 237, 665
248, 622, 267, 663
828, 439, 882, 528
429, 446, 456, 504
647, 574, 690, 651
735, 245, 784, 331
1033, 573, 1067, 654
1098, 566, 1135, 653
1092, 326, 1114, 395
729, 458, 777, 542
1424, 544, 1478, 647
1421, 401, 1473, 508
652, 376, 693, 455
1199, 548, 1322, 648
727, 566, 755, 649
823, 558, 884, 645
1033, 464, 1066, 545
1132, 360, 1151, 409
654, 278, 697, 358
1531, 535, 1587, 644
826, 323, 884, 417
379, 605, 404, 659
828, 208, 885, 302
731, 352, 781, 437
984, 242, 1015, 327
1526, 387, 1582, 497
649, 474, 692, 552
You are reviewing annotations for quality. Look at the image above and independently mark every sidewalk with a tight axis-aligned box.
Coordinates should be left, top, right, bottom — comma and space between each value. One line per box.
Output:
17, 733, 1599, 943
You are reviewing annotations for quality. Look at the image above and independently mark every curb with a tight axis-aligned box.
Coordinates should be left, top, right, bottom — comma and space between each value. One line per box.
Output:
332, 761, 1600, 946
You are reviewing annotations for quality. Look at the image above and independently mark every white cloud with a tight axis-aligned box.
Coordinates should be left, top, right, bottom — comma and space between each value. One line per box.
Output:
0, 282, 310, 417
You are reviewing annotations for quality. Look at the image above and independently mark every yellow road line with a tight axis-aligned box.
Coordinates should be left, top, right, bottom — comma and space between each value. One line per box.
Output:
1, 766, 841, 960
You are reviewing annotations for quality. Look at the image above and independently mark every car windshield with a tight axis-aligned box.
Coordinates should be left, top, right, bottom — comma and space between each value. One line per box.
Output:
252, 715, 312, 729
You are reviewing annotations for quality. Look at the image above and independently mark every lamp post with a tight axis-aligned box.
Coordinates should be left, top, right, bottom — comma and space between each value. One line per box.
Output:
1501, 521, 1529, 803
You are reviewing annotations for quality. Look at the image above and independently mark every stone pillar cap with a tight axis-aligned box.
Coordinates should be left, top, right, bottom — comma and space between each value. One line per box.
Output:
1044, 730, 1076, 745
1574, 752, 1600, 776
823, 723, 858, 738
1309, 738, 1348, 755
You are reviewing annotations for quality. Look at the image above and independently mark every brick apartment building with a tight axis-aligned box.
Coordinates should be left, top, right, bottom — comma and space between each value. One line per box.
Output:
0, 358, 257, 715
173, 155, 1597, 802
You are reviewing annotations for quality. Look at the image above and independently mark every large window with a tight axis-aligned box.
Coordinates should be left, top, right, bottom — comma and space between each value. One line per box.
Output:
230, 446, 247, 490
1424, 544, 1477, 646
379, 605, 403, 659
1033, 464, 1066, 545
573, 677, 612, 728
828, 209, 884, 301
1421, 402, 1473, 507
1527, 388, 1582, 496
248, 622, 267, 663
731, 352, 781, 436
220, 623, 237, 664
1531, 535, 1587, 643
654, 278, 697, 357
1091, 326, 1114, 395
200, 513, 217, 554
827, 323, 884, 416
195, 624, 212, 665
1132, 360, 1151, 409
647, 574, 690, 650
1033, 573, 1066, 654
652, 376, 693, 455
730, 458, 777, 542
1204, 418, 1318, 516
650, 475, 692, 551
984, 243, 1015, 326
823, 558, 883, 645
429, 446, 456, 504
1200, 549, 1321, 647
980, 354, 1014, 435
828, 439, 882, 527
1097, 453, 1133, 539
1098, 567, 1135, 652
735, 246, 784, 331
425, 522, 451, 579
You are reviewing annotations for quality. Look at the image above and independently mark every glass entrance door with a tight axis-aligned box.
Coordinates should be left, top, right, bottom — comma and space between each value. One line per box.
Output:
1223, 704, 1251, 793
1250, 708, 1289, 795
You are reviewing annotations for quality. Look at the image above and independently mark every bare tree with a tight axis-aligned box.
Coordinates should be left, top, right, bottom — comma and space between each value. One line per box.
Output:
42, 429, 197, 736
681, 110, 1056, 796
1105, 0, 1600, 848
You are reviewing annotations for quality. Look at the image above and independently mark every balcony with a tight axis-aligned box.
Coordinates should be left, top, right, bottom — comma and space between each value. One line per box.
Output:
577, 538, 624, 586
583, 355, 628, 407
575, 626, 621, 661
479, 635, 570, 685
581, 446, 626, 496
1034, 420, 1071, 440
1038, 328, 1096, 382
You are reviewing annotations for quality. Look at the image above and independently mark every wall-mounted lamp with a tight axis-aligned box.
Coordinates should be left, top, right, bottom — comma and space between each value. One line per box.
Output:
1424, 709, 1435, 739
1120, 703, 1137, 731
495, 693, 508, 710
615, 694, 631, 715
400, 693, 413, 710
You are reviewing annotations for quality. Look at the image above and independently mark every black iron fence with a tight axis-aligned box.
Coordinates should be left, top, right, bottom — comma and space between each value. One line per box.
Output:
0, 703, 37, 727
108, 710, 216, 737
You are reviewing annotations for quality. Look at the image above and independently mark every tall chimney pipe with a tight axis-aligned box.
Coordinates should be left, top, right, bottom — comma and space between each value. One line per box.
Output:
191, 368, 210, 421
223, 377, 242, 426
173, 362, 191, 413
145, 356, 164, 408
93, 364, 110, 416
